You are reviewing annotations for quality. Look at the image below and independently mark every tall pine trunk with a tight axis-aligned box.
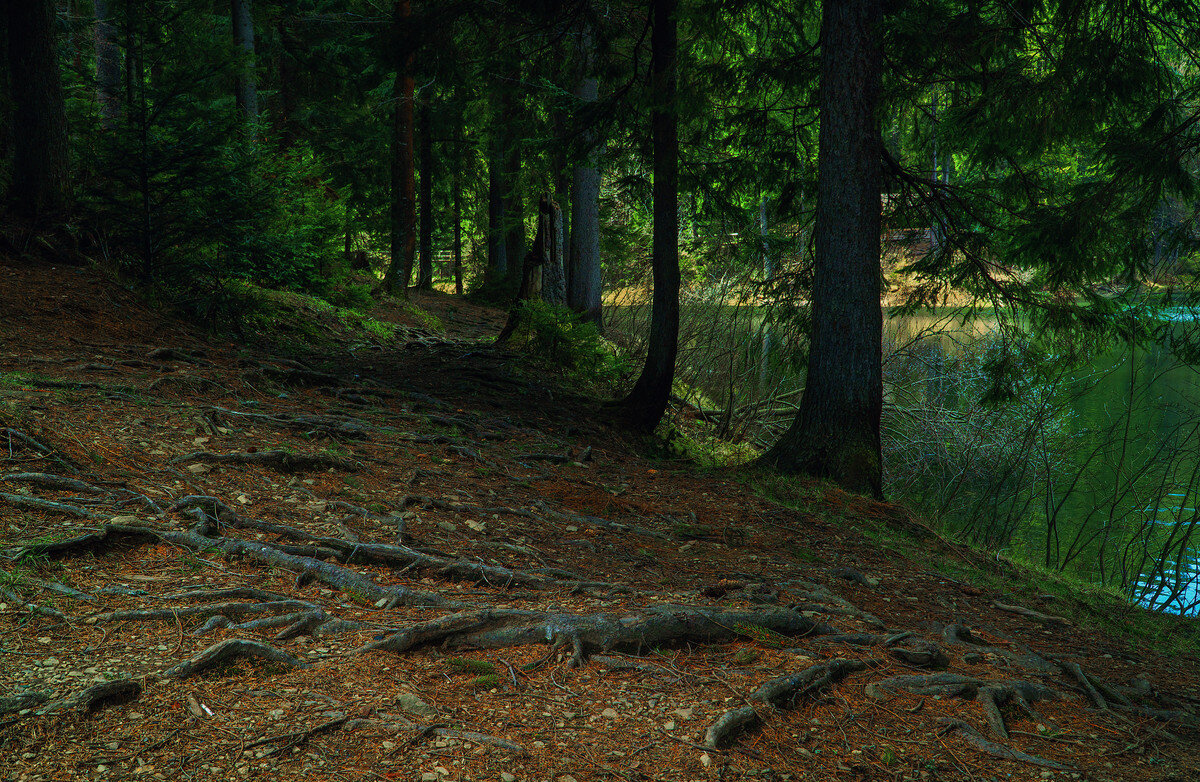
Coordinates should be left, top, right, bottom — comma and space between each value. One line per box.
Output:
382, 0, 417, 296
6, 0, 71, 217
615, 0, 678, 431
568, 16, 603, 329
758, 0, 884, 499
94, 0, 121, 129
417, 96, 434, 289
230, 0, 258, 122
486, 131, 508, 281
452, 169, 463, 295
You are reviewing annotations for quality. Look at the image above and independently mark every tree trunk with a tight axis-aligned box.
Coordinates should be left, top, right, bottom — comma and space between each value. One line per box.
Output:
417, 96, 434, 289
94, 0, 121, 129
568, 16, 603, 330
487, 134, 508, 281
382, 0, 417, 297
614, 0, 679, 432
231, 0, 258, 122
543, 197, 566, 306
757, 0, 884, 499
452, 170, 463, 295
5, 0, 71, 217
276, 16, 299, 144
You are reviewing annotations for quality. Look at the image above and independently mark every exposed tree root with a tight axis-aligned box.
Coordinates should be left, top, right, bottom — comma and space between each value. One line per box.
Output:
13, 523, 454, 608
209, 406, 378, 440
814, 631, 948, 668
37, 679, 142, 715
939, 718, 1073, 770
0, 692, 50, 716
0, 491, 101, 519
162, 638, 311, 679
170, 450, 361, 473
360, 606, 837, 657
1, 472, 104, 494
866, 673, 1059, 738
0, 586, 69, 621
351, 714, 526, 754
86, 599, 316, 625
704, 659, 868, 748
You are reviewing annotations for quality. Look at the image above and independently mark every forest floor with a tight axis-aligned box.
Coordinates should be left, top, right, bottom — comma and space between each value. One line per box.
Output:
2, 256, 1200, 782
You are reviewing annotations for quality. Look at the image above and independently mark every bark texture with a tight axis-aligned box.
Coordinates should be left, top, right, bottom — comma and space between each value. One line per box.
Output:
568, 17, 604, 329
615, 0, 679, 432
417, 96, 434, 289
383, 0, 417, 296
94, 0, 121, 129
758, 0, 884, 498
230, 0, 258, 121
6, 0, 71, 216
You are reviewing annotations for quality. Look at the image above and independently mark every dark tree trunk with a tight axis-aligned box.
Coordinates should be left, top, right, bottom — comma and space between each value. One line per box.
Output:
276, 16, 299, 144
543, 196, 566, 306
452, 170, 463, 295
497, 196, 562, 342
231, 0, 258, 122
757, 0, 884, 499
487, 133, 508, 281
94, 0, 121, 129
417, 96, 434, 289
5, 0, 71, 217
382, 0, 417, 296
615, 0, 678, 432
567, 16, 603, 329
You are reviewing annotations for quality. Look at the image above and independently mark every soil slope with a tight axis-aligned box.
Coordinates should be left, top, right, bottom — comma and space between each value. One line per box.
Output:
1, 257, 1198, 782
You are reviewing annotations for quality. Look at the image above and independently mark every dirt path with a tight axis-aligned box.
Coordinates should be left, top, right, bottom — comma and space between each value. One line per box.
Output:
1, 258, 1198, 782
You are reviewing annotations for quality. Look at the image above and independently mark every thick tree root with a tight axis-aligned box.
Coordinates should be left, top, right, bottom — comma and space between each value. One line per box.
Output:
866, 673, 1058, 738
0, 586, 69, 622
14, 524, 454, 608
360, 606, 837, 657
939, 718, 1073, 770
37, 679, 142, 715
1, 472, 104, 494
86, 599, 317, 625
170, 450, 361, 473
814, 631, 948, 668
0, 492, 101, 519
163, 639, 311, 679
704, 658, 867, 748
0, 692, 50, 716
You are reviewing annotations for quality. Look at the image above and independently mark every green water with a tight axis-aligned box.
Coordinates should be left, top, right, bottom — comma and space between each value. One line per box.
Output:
609, 299, 1200, 613
886, 311, 1200, 614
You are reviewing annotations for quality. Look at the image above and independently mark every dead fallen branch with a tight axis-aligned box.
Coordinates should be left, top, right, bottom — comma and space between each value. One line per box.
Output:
866, 673, 1059, 738
704, 658, 867, 748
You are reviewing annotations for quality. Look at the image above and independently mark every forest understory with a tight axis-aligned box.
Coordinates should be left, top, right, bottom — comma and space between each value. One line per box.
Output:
2, 257, 1199, 782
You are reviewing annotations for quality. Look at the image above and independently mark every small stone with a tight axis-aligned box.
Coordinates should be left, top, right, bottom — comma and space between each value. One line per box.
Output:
421, 774, 438, 782
381, 741, 395, 750
501, 774, 517, 782
700, 754, 712, 768
560, 776, 578, 782
109, 515, 140, 524
186, 464, 209, 474
434, 766, 450, 776
601, 708, 619, 719
437, 521, 458, 533
37, 637, 51, 644
662, 721, 676, 731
